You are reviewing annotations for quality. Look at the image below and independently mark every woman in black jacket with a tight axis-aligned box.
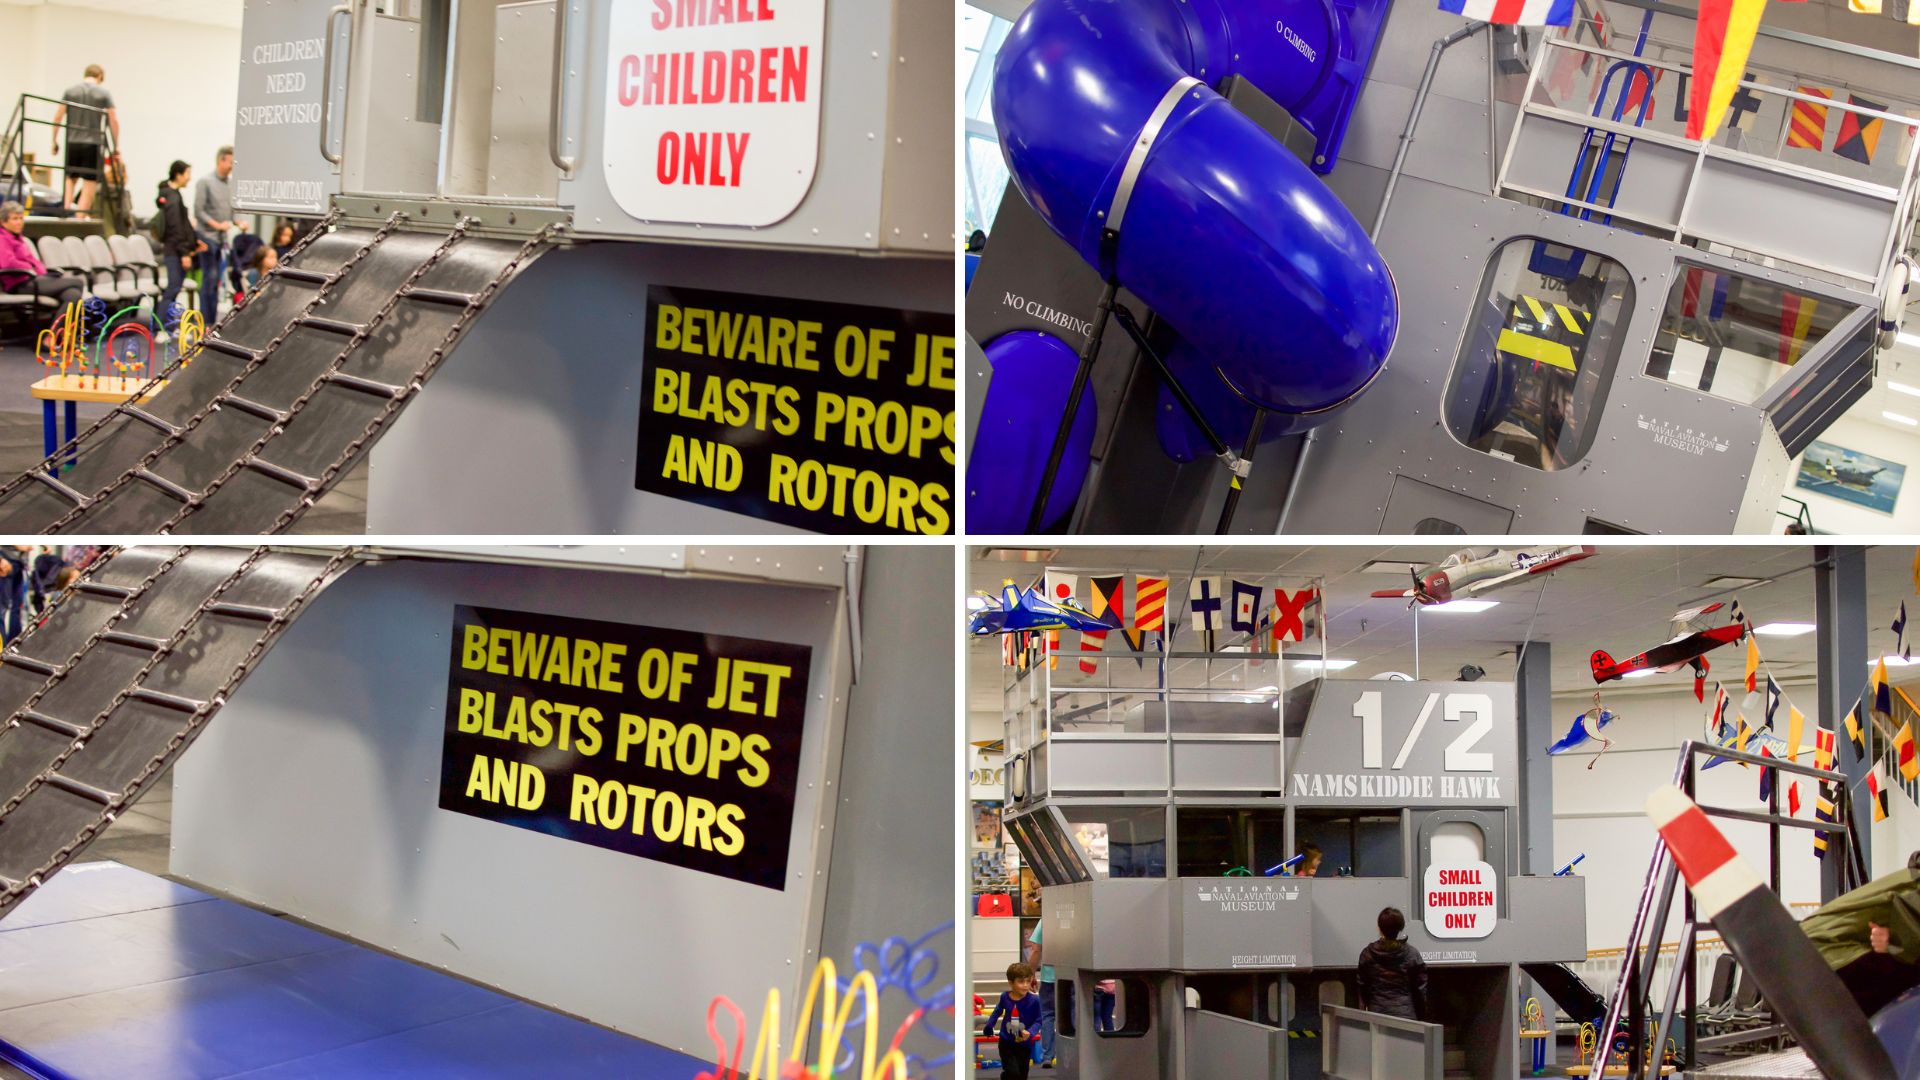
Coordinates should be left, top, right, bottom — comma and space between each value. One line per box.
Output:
1357, 907, 1428, 1021
154, 160, 202, 313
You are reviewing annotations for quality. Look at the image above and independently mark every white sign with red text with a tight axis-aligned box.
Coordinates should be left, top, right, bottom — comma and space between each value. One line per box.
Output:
1423, 860, 1498, 939
603, 0, 826, 226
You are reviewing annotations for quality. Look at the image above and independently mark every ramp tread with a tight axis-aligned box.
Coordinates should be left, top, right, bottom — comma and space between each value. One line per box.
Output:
0, 213, 554, 534
0, 547, 357, 921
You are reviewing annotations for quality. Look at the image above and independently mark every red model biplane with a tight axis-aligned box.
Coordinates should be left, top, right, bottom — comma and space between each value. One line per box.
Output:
1591, 602, 1746, 701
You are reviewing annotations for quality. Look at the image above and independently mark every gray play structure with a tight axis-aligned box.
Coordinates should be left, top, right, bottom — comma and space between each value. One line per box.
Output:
967, 0, 1920, 535
0, 543, 950, 1060
995, 580, 1585, 1079
0, 0, 952, 534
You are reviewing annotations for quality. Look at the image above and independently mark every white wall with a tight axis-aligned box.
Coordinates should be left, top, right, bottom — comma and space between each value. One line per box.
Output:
1784, 412, 1920, 534
0, 6, 241, 214
1551, 683, 1830, 957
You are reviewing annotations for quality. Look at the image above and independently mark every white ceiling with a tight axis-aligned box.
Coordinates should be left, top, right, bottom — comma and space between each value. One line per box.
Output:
0, 0, 240, 29
968, 545, 1920, 714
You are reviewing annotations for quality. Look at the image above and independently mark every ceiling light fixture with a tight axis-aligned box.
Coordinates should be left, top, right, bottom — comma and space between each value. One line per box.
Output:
1885, 411, 1919, 427
1425, 599, 1499, 613
1753, 622, 1816, 637
1292, 658, 1358, 671
1891, 381, 1920, 398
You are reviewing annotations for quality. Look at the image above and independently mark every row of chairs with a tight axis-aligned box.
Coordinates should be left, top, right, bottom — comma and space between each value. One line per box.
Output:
0, 232, 197, 337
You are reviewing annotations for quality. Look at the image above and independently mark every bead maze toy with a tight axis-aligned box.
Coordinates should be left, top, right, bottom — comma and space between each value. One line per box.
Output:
1520, 997, 1550, 1076
29, 298, 170, 475
697, 923, 954, 1080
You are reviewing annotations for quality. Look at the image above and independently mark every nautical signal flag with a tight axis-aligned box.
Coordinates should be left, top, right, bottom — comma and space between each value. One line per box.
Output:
1814, 726, 1837, 773
1687, 0, 1766, 142
1787, 86, 1833, 150
1765, 677, 1781, 731
1894, 601, 1908, 655
1875, 657, 1894, 717
1272, 588, 1316, 645
1079, 629, 1106, 675
1846, 707, 1867, 753
1759, 742, 1775, 800
1710, 685, 1732, 740
1815, 792, 1835, 858
1046, 628, 1060, 670
1745, 636, 1760, 694
1088, 576, 1125, 629
1849, 0, 1920, 24
1898, 717, 1920, 783
1870, 763, 1891, 822
1134, 576, 1166, 633
1680, 265, 1731, 322
1788, 705, 1805, 763
1835, 94, 1888, 165
1789, 781, 1802, 817
1230, 580, 1262, 637
1778, 293, 1820, 365
1438, 0, 1574, 26
1190, 577, 1223, 651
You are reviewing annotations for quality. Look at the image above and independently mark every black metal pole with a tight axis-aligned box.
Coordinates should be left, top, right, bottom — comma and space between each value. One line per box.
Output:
1024, 282, 1119, 533
1109, 306, 1234, 460
1684, 755, 1697, 1070
1215, 411, 1264, 535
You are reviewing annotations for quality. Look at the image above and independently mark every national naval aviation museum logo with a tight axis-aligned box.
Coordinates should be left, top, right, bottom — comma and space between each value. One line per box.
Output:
1637, 414, 1731, 457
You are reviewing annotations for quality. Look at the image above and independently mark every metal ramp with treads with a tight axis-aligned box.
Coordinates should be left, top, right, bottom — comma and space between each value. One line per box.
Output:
0, 217, 553, 533
0, 546, 356, 920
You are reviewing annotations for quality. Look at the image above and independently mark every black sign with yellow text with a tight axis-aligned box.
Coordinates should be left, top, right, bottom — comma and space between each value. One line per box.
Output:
439, 604, 811, 890
636, 285, 955, 535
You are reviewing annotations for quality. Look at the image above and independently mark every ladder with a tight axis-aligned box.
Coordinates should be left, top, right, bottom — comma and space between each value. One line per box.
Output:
0, 213, 555, 533
1597, 739, 1865, 1079
1, 92, 129, 231
0, 546, 358, 922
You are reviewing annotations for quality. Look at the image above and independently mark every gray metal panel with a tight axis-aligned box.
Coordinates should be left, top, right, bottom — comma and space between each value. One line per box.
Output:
1171, 739, 1285, 793
1282, 174, 1871, 534
1044, 879, 1175, 972
1691, 157, 1893, 282
1378, 475, 1514, 535
1176, 878, 1309, 971
1187, 1009, 1284, 1080
168, 554, 852, 1055
342, 14, 440, 197
487, 1, 561, 202
1291, 681, 1518, 808
814, 546, 952, 1068
1051, 740, 1170, 793
365, 238, 952, 534
1309, 877, 1585, 968
1322, 1004, 1444, 1080
233, 0, 350, 214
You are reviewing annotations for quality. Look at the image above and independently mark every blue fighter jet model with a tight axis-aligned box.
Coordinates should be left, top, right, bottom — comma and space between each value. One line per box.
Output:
1549, 699, 1618, 767
969, 582, 1111, 636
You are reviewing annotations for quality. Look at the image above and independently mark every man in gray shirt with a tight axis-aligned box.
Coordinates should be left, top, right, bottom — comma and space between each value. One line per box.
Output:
193, 146, 242, 320
49, 65, 118, 216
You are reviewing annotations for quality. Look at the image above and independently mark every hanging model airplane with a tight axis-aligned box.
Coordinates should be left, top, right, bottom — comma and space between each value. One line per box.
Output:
1591, 602, 1746, 700
968, 582, 1111, 637
1548, 694, 1618, 766
1370, 545, 1597, 607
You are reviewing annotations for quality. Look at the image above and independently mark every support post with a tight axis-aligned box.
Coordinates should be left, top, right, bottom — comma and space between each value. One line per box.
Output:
1816, 544, 1869, 898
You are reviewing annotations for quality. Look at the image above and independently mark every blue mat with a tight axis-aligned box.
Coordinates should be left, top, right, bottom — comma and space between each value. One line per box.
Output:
0, 863, 708, 1079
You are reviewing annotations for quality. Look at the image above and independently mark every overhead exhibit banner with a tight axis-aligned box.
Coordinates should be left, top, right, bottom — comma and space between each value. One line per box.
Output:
602, 0, 826, 226
439, 604, 811, 891
636, 285, 956, 535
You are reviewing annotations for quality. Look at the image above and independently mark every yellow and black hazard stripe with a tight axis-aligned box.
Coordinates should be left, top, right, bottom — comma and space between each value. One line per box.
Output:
1497, 294, 1592, 372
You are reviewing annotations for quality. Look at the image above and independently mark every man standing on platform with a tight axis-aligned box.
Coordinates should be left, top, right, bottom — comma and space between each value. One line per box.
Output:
193, 147, 240, 321
49, 65, 117, 216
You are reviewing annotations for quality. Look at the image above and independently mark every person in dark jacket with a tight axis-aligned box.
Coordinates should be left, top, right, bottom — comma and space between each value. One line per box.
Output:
155, 161, 203, 313
1357, 906, 1427, 1021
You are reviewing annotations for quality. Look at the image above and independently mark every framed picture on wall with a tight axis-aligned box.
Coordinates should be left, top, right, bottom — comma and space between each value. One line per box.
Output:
1796, 439, 1905, 515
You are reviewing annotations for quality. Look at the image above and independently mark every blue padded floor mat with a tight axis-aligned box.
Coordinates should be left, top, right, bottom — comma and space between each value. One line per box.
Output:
0, 862, 708, 1079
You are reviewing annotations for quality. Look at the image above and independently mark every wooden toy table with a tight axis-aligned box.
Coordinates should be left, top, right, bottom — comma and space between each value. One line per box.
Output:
30, 374, 166, 476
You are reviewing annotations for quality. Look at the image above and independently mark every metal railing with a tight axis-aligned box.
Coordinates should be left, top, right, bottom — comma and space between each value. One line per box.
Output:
1, 93, 125, 226
1597, 739, 1862, 1078
1496, 28, 1920, 294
